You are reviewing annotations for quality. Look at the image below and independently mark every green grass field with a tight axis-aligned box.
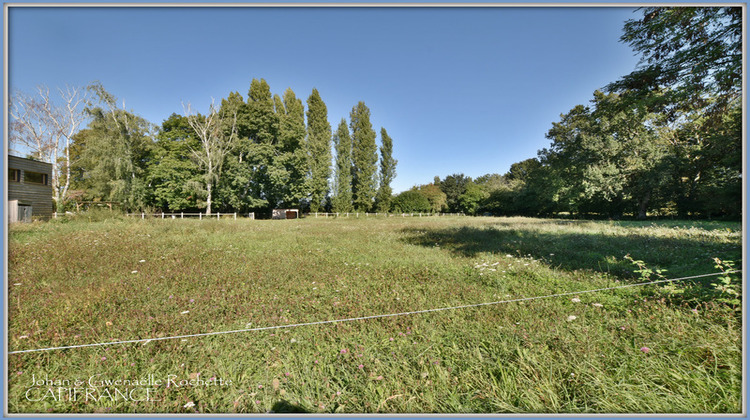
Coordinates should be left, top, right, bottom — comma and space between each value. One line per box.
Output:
7, 215, 743, 413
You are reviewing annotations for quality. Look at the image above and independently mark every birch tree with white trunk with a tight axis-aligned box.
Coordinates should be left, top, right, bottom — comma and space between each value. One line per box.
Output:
9, 85, 90, 212
183, 100, 238, 215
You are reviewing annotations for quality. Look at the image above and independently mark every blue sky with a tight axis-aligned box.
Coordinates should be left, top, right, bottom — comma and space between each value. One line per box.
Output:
7, 5, 643, 193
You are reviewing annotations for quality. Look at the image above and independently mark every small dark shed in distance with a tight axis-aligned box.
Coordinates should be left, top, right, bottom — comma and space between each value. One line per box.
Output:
272, 209, 299, 219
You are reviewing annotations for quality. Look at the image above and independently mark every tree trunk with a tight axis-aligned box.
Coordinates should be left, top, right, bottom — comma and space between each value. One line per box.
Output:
206, 182, 212, 215
637, 191, 651, 220
60, 140, 71, 212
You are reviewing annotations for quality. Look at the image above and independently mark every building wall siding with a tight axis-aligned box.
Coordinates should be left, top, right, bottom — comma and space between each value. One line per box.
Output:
7, 156, 54, 219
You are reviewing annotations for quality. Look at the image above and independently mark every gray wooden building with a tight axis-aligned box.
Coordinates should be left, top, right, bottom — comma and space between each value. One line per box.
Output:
8, 155, 54, 222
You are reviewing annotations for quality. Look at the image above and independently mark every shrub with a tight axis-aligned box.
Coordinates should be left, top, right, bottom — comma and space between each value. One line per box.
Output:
391, 190, 431, 213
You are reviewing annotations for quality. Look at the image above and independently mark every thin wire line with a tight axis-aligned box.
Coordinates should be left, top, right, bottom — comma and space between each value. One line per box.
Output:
8, 269, 741, 355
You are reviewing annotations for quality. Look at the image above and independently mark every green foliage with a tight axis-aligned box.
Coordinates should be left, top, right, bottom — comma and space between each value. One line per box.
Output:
480, 180, 521, 216
269, 88, 309, 208
34, 77, 396, 218
710, 259, 741, 308
72, 87, 154, 211
148, 114, 203, 211
624, 253, 742, 311
435, 174, 472, 213
456, 182, 487, 215
350, 102, 378, 212
331, 119, 354, 213
306, 89, 332, 212
247, 78, 279, 145
473, 173, 506, 193
391, 190, 431, 213
505, 159, 541, 182
473, 8, 739, 221
624, 254, 668, 282
609, 7, 741, 119
375, 128, 397, 212
414, 184, 446, 213
528, 87, 739, 220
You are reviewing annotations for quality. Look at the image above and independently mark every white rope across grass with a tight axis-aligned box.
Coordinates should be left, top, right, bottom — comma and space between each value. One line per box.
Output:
8, 270, 741, 355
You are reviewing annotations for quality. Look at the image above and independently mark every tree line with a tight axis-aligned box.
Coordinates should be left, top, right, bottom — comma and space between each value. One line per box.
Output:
10, 78, 398, 217
10, 7, 741, 220
393, 7, 741, 220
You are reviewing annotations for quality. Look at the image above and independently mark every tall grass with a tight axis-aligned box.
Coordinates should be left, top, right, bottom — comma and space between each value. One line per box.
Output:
7, 216, 742, 413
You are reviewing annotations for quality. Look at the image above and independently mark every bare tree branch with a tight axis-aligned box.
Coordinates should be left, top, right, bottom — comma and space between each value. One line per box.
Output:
9, 84, 91, 211
183, 99, 237, 215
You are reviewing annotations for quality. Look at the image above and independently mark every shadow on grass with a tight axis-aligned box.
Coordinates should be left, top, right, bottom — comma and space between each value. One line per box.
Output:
271, 400, 310, 413
401, 223, 740, 279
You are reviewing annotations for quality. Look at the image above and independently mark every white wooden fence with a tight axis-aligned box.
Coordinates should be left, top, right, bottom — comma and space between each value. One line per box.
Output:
125, 212, 254, 220
90, 211, 466, 220
305, 212, 464, 218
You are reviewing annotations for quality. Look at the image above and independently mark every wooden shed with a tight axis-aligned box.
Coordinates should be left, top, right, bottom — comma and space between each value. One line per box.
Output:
272, 209, 299, 219
7, 155, 54, 222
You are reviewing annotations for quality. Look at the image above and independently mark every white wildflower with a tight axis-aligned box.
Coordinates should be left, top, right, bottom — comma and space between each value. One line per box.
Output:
139, 259, 146, 263
571, 298, 581, 303
183, 401, 195, 409
591, 303, 604, 307
181, 310, 189, 315
567, 315, 577, 321
131, 270, 138, 274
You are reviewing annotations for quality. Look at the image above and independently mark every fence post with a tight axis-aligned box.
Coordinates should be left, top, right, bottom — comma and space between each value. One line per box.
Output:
199, 213, 202, 220
142, 212, 145, 219
162, 213, 164, 219
217, 212, 220, 220
181, 212, 184, 219
234, 212, 237, 220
